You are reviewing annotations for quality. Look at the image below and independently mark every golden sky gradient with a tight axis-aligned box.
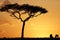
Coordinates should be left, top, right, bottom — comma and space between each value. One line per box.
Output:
0, 0, 60, 38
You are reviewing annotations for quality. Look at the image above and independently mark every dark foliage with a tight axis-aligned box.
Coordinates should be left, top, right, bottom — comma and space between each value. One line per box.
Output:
0, 4, 48, 16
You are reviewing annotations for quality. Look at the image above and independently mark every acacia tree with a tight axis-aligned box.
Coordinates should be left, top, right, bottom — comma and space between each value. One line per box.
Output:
0, 3, 48, 38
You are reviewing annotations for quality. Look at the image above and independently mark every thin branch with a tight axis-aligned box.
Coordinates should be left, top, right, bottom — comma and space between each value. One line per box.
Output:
12, 12, 19, 19
8, 9, 24, 21
24, 15, 32, 22
34, 13, 42, 17
17, 12, 24, 22
19, 11, 29, 22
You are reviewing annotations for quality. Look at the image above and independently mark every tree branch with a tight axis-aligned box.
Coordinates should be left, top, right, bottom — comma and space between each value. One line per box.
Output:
12, 12, 19, 19
24, 15, 32, 22
18, 12, 24, 22
34, 13, 42, 17
8, 9, 24, 22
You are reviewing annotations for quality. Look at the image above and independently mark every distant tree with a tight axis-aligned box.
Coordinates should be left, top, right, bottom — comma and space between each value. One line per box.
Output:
0, 3, 48, 38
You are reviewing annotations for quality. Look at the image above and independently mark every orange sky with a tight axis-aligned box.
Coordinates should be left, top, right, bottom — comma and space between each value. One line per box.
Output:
0, 0, 60, 38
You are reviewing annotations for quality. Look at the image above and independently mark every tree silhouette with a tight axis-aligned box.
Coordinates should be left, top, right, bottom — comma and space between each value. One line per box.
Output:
0, 3, 48, 38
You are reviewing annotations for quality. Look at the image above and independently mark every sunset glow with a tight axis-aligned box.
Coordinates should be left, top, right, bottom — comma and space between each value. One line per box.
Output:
0, 0, 60, 38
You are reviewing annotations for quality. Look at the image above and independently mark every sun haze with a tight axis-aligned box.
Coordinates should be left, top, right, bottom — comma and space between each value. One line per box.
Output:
0, 0, 60, 38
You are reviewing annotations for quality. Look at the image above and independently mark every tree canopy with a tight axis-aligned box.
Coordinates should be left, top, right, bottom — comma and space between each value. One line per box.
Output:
0, 3, 48, 21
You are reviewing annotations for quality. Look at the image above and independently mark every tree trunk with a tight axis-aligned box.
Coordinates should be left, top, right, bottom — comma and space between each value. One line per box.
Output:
21, 21, 25, 38
21, 15, 31, 38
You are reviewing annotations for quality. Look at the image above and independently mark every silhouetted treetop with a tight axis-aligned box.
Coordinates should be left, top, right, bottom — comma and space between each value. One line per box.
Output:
0, 4, 48, 13
0, 3, 48, 19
